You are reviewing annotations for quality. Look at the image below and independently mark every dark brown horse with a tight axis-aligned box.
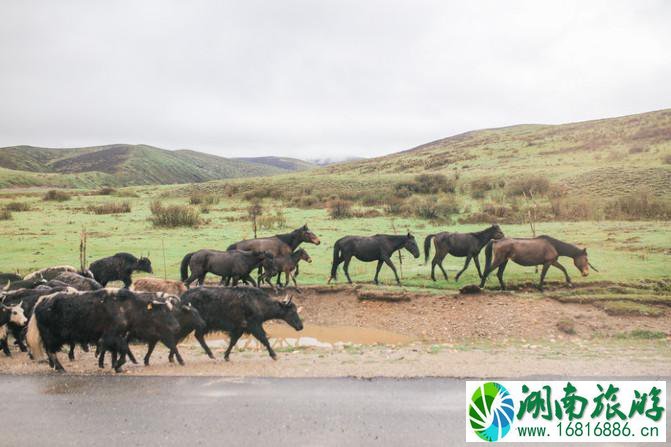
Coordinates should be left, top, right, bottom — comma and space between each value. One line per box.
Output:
424, 224, 504, 282
479, 235, 598, 291
227, 225, 320, 284
328, 233, 420, 285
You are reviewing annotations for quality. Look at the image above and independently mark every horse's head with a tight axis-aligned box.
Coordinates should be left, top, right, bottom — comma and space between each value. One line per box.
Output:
298, 224, 321, 245
490, 224, 505, 240
296, 248, 312, 263
574, 248, 597, 277
404, 232, 421, 259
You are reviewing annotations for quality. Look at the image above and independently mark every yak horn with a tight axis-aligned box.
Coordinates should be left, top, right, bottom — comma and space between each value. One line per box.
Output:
588, 262, 599, 272
3, 280, 9, 291
297, 306, 303, 314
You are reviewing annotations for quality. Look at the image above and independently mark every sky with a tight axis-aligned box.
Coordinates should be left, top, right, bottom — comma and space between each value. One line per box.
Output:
0, 0, 670, 159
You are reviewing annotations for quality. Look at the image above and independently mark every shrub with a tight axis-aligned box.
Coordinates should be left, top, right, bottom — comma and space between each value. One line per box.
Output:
296, 195, 321, 209
604, 189, 671, 220
0, 209, 11, 220
189, 192, 220, 205
549, 197, 602, 221
384, 197, 406, 216
5, 201, 31, 212
506, 175, 550, 197
258, 211, 287, 230
395, 174, 456, 196
43, 190, 71, 202
242, 186, 274, 201
413, 196, 460, 220
97, 187, 116, 195
115, 189, 139, 198
327, 199, 353, 219
149, 201, 202, 227
470, 176, 501, 199
87, 202, 131, 215
663, 154, 671, 164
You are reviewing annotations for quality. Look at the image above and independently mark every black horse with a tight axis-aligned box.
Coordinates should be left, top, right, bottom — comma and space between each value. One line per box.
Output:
328, 233, 420, 285
424, 224, 504, 282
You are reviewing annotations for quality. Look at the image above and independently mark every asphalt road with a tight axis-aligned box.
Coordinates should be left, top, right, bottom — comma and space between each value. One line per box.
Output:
0, 375, 667, 446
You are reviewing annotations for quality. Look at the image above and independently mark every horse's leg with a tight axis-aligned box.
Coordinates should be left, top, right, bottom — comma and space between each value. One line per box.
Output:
343, 255, 353, 284
496, 260, 509, 290
373, 260, 384, 285
435, 249, 449, 281
551, 261, 572, 287
473, 254, 483, 279
455, 256, 472, 282
538, 262, 552, 292
383, 257, 401, 285
480, 253, 505, 288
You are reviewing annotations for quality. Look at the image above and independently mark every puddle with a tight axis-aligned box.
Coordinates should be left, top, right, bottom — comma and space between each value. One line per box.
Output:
198, 324, 414, 350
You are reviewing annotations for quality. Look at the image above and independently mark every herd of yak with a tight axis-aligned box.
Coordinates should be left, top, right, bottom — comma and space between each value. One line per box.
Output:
0, 223, 597, 373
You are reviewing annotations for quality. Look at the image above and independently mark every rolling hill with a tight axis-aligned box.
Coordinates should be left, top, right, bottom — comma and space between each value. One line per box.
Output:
0, 144, 315, 188
181, 108, 671, 203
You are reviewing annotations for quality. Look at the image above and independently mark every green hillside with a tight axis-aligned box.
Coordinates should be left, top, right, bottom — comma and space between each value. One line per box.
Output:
322, 108, 671, 197
0, 144, 315, 188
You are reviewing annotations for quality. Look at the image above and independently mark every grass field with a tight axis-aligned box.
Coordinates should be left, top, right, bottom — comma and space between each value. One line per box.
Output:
1, 189, 668, 293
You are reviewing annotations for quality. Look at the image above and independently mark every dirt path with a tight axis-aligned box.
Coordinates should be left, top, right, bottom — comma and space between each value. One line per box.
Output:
1, 286, 669, 377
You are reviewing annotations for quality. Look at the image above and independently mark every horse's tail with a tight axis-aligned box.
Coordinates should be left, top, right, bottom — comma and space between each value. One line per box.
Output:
329, 241, 342, 282
423, 234, 436, 264
483, 239, 495, 274
180, 252, 194, 282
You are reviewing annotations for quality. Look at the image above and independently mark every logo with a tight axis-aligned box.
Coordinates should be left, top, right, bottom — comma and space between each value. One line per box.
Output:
469, 382, 515, 442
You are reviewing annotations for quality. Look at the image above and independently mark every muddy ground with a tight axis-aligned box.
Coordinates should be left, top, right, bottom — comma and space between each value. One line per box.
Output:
1, 285, 669, 377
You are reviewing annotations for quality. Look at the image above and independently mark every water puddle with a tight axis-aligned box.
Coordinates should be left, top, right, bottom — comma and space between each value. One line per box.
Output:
200, 324, 414, 350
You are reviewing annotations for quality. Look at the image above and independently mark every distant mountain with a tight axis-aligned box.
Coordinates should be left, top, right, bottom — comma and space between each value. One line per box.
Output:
308, 156, 366, 166
233, 156, 315, 171
0, 144, 315, 188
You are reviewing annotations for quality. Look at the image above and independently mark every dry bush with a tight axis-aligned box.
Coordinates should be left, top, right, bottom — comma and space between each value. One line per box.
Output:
384, 196, 406, 216
395, 174, 457, 196
557, 318, 576, 335
604, 189, 671, 220
115, 189, 139, 198
43, 190, 71, 202
150, 201, 202, 227
628, 146, 647, 154
550, 197, 602, 221
242, 186, 274, 201
663, 154, 671, 164
327, 199, 353, 219
88, 202, 131, 215
506, 175, 551, 197
96, 187, 116, 195
189, 192, 220, 205
470, 176, 502, 199
296, 195, 321, 209
258, 211, 288, 230
352, 208, 382, 218
5, 201, 31, 212
0, 209, 11, 220
413, 196, 460, 220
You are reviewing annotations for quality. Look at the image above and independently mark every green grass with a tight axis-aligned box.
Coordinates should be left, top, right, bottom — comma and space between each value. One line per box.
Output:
0, 191, 668, 296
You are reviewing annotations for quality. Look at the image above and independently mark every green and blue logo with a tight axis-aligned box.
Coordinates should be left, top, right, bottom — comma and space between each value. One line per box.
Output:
469, 382, 515, 442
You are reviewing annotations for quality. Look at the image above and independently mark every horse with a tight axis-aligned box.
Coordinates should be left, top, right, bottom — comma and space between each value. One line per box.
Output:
180, 249, 270, 287
479, 235, 598, 291
328, 233, 420, 285
259, 248, 312, 292
424, 224, 504, 282
227, 224, 320, 284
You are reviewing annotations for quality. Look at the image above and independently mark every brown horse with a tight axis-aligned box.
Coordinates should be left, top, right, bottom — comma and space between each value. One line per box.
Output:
479, 235, 598, 291
227, 225, 320, 284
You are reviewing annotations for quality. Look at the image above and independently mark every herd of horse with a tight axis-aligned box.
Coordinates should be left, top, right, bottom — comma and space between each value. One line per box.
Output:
174, 223, 596, 292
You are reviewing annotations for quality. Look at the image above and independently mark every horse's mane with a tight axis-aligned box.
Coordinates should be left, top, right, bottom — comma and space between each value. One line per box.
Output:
537, 235, 583, 257
470, 225, 499, 242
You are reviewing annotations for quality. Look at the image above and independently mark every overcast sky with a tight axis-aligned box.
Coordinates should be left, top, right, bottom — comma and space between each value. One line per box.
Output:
1, 1, 669, 159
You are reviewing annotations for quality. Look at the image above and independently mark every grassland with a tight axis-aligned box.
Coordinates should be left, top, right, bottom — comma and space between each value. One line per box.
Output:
1, 189, 668, 295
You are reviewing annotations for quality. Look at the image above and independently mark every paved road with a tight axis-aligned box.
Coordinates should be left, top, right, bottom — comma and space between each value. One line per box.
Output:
0, 375, 667, 446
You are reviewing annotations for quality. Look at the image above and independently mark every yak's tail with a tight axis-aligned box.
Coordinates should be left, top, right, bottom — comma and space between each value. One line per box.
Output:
483, 240, 495, 275
180, 252, 194, 282
26, 312, 44, 360
423, 234, 436, 264
329, 241, 341, 282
